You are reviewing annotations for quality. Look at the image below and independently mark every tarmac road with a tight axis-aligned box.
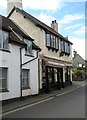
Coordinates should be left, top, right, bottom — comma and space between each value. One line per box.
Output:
3, 84, 85, 119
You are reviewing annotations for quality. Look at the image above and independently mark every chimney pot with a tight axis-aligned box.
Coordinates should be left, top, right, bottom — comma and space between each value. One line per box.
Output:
51, 20, 58, 32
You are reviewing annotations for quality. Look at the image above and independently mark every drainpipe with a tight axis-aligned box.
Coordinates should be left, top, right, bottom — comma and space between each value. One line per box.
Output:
20, 47, 23, 99
20, 49, 40, 99
22, 50, 40, 66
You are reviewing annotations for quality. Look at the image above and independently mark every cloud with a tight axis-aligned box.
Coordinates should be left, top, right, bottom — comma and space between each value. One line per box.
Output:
35, 13, 55, 26
59, 14, 84, 25
69, 36, 85, 59
74, 26, 85, 35
0, 0, 7, 16
0, 0, 7, 8
65, 24, 83, 30
23, 0, 63, 11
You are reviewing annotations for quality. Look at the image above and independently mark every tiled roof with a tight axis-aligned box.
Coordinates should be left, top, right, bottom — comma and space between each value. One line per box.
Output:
0, 14, 41, 50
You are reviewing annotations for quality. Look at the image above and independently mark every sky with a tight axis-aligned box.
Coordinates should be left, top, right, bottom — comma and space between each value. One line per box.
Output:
0, 0, 86, 59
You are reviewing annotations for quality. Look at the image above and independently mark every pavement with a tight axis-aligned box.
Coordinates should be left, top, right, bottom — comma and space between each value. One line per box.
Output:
1, 81, 85, 115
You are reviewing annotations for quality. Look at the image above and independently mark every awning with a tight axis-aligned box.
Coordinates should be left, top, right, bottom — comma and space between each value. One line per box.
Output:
42, 56, 72, 68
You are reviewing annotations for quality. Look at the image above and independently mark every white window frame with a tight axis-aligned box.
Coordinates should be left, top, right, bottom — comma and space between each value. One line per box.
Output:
0, 68, 8, 91
22, 69, 30, 89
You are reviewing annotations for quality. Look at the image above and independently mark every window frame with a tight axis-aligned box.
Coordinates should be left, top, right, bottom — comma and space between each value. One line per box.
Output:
60, 40, 65, 52
0, 30, 9, 50
0, 67, 8, 92
24, 38, 33, 55
22, 69, 30, 89
46, 33, 59, 52
46, 33, 51, 48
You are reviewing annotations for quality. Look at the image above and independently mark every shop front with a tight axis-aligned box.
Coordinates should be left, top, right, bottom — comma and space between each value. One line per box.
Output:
42, 57, 72, 93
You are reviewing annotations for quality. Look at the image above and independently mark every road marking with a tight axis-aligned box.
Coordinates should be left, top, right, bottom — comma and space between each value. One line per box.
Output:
1, 81, 86, 117
56, 86, 80, 97
1, 97, 54, 117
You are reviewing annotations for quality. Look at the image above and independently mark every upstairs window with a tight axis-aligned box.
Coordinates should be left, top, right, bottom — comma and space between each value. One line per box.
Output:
46, 33, 59, 51
53, 36, 56, 48
55, 37, 59, 50
24, 39, 32, 55
46, 34, 51, 47
0, 30, 9, 50
60, 40, 65, 52
65, 42, 70, 54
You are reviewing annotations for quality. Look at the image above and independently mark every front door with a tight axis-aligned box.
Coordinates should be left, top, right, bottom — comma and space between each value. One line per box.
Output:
59, 68, 64, 88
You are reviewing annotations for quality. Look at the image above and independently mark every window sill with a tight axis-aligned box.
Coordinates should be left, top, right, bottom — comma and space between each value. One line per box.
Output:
0, 89, 9, 93
0, 49, 11, 53
46, 46, 59, 52
22, 87, 31, 90
25, 54, 34, 57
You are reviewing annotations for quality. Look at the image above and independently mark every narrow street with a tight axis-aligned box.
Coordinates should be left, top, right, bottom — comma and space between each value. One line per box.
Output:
3, 84, 85, 118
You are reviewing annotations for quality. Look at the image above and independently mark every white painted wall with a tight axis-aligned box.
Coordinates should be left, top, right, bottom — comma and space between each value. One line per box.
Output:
0, 44, 20, 101
22, 48, 39, 95
0, 43, 39, 101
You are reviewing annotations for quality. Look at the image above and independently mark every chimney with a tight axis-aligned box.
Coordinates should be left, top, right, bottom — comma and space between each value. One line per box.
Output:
51, 20, 58, 32
73, 50, 77, 58
7, 0, 23, 15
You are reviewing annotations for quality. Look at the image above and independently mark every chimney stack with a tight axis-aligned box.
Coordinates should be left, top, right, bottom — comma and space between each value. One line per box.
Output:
51, 20, 58, 32
73, 50, 77, 58
7, 0, 23, 15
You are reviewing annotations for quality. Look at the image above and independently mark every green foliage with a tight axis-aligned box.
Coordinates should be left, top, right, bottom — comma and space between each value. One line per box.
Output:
72, 67, 87, 81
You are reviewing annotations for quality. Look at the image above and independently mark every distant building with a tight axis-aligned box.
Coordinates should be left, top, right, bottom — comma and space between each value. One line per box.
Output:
73, 50, 86, 68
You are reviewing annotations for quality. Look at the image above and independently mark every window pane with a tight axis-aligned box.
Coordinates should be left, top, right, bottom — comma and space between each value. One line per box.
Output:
46, 34, 50, 47
0, 30, 3, 48
24, 39, 32, 55
53, 36, 56, 48
0, 68, 7, 90
65, 42, 70, 54
60, 40, 65, 52
3, 31, 9, 49
22, 69, 29, 88
51, 35, 53, 48
56, 37, 59, 49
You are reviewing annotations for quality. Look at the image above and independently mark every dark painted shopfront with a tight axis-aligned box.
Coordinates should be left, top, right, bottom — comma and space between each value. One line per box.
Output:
42, 57, 72, 93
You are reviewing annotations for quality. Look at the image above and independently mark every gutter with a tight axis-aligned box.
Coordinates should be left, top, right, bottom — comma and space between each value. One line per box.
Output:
22, 50, 40, 66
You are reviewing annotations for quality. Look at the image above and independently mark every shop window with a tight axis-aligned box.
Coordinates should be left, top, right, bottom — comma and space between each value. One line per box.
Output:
48, 67, 53, 83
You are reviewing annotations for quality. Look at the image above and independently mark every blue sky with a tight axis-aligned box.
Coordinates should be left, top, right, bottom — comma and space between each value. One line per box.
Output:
0, 0, 86, 59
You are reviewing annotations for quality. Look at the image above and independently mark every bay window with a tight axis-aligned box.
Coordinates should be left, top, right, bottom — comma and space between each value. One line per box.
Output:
60, 40, 65, 52
46, 34, 51, 47
65, 42, 70, 54
55, 37, 59, 50
46, 33, 59, 51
